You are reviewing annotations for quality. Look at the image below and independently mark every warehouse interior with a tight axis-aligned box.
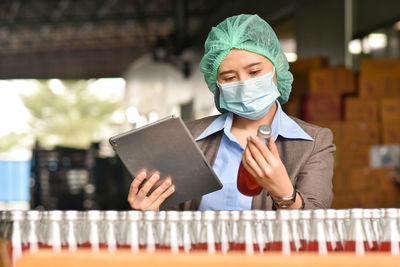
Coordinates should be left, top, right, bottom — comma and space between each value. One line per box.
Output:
0, 0, 400, 211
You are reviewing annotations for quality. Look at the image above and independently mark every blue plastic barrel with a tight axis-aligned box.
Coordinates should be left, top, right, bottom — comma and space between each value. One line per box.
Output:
0, 160, 31, 202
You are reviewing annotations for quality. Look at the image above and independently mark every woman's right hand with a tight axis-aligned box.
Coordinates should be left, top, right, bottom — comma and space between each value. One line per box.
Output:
127, 169, 175, 211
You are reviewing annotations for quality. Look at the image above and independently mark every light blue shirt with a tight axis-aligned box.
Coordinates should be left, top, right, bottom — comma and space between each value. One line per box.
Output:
196, 101, 314, 210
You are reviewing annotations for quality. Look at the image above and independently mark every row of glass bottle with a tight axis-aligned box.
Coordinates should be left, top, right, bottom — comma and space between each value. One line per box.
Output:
0, 208, 399, 260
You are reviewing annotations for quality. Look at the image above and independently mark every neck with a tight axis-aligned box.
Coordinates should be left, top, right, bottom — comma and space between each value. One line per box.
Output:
232, 102, 277, 131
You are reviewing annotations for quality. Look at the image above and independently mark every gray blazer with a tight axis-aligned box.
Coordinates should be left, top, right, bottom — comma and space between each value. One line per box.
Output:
171, 115, 335, 210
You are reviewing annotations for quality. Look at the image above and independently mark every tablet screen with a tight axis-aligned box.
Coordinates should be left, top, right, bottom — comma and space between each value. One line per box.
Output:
109, 115, 222, 209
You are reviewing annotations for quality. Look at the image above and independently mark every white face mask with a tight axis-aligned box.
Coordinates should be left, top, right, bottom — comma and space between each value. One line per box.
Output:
216, 68, 280, 119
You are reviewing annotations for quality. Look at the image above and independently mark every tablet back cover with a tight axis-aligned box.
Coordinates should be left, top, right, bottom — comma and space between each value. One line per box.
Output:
109, 116, 222, 209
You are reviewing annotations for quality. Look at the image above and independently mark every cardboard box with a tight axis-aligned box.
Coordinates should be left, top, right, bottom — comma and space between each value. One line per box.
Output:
308, 121, 379, 144
290, 57, 330, 97
290, 57, 330, 72
309, 68, 356, 94
332, 167, 396, 208
380, 97, 400, 121
382, 120, 400, 144
291, 71, 310, 96
336, 143, 370, 168
303, 94, 342, 122
331, 189, 364, 209
283, 97, 302, 118
307, 121, 341, 143
360, 58, 400, 76
359, 73, 400, 98
340, 121, 380, 144
344, 97, 378, 121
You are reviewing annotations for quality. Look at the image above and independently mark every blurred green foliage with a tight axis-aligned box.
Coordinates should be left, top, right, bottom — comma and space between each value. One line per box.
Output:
21, 80, 121, 149
0, 132, 26, 152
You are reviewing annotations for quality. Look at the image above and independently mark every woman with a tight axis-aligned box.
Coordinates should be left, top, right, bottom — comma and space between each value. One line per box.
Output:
127, 14, 335, 211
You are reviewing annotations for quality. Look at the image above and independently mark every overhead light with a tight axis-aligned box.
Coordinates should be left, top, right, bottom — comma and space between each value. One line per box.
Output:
348, 39, 362, 54
148, 111, 159, 123
110, 109, 126, 124
368, 33, 387, 50
362, 37, 371, 54
125, 106, 140, 124
284, 52, 298, 62
49, 79, 65, 95
394, 21, 400, 31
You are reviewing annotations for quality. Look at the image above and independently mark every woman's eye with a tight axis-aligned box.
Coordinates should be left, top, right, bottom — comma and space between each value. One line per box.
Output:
250, 70, 260, 75
224, 76, 235, 81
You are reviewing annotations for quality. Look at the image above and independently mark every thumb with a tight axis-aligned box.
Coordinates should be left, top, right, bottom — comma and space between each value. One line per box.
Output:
268, 136, 279, 157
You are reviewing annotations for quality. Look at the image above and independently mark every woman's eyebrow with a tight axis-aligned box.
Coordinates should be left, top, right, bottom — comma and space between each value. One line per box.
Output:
244, 62, 262, 69
219, 62, 263, 76
218, 70, 235, 76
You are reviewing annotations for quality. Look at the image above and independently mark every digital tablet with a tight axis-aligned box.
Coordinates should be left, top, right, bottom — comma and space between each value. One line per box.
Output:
109, 115, 222, 209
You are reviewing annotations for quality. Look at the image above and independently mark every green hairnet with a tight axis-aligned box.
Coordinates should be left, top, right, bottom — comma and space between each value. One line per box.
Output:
200, 14, 293, 112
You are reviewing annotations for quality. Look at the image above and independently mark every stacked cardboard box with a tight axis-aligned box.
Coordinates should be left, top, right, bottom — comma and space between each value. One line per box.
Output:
285, 57, 330, 118
287, 57, 400, 209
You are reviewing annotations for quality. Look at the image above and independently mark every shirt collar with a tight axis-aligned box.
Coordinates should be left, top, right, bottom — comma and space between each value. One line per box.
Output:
271, 101, 314, 141
195, 101, 313, 142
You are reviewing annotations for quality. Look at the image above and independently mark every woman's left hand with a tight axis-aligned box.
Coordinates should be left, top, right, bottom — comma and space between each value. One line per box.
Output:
242, 135, 294, 198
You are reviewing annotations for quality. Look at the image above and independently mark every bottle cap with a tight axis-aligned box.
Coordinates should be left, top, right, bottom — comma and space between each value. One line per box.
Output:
27, 210, 40, 221
312, 209, 326, 220
105, 210, 118, 221
127, 210, 142, 221
257, 125, 271, 139
166, 211, 180, 221
181, 211, 194, 221
143, 211, 157, 221
299, 210, 311, 220
265, 211, 277, 220
240, 210, 255, 221
64, 211, 78, 221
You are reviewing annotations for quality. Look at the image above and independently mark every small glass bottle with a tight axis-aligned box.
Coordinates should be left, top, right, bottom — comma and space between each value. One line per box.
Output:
85, 210, 101, 252
229, 210, 240, 249
24, 211, 40, 253
10, 211, 24, 262
125, 211, 142, 252
215, 211, 231, 253
270, 210, 295, 255
233, 211, 256, 254
156, 211, 167, 244
191, 211, 202, 248
264, 211, 277, 251
289, 210, 302, 252
325, 209, 343, 251
306, 209, 329, 255
371, 209, 382, 247
104, 211, 118, 251
378, 209, 399, 255
298, 210, 311, 251
335, 210, 348, 251
197, 211, 217, 255
64, 211, 78, 252
141, 211, 158, 253
362, 209, 379, 251
253, 210, 267, 253
237, 125, 271, 196
76, 211, 86, 247
46, 211, 63, 252
180, 211, 195, 253
160, 211, 180, 253
117, 211, 127, 248
344, 209, 370, 255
